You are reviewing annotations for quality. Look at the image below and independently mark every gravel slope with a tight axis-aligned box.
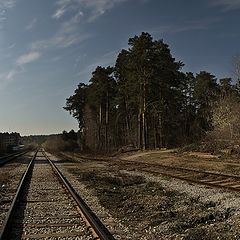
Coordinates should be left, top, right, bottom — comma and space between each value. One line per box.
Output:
47, 152, 240, 240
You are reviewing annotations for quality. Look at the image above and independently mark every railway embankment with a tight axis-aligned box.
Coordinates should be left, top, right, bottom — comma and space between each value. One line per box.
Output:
52, 149, 240, 239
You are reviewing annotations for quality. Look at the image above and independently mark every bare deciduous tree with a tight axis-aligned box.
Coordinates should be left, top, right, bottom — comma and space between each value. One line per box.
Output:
212, 96, 240, 140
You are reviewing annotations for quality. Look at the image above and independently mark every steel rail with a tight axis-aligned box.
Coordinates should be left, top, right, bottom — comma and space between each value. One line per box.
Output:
0, 150, 38, 240
119, 159, 240, 193
57, 152, 240, 194
43, 151, 115, 240
65, 153, 240, 184
0, 152, 18, 160
105, 157, 240, 182
0, 151, 29, 166
129, 162, 240, 192
149, 163, 240, 180
142, 167, 240, 193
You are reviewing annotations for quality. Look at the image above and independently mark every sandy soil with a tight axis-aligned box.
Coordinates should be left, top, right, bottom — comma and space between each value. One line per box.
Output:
117, 150, 240, 176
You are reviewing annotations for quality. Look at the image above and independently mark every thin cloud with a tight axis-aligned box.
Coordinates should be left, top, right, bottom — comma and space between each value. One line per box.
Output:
150, 18, 220, 35
0, 0, 16, 9
51, 56, 62, 62
210, 0, 240, 10
52, 0, 77, 19
25, 18, 37, 30
0, 49, 38, 87
52, 6, 66, 19
0, 0, 16, 26
31, 33, 91, 51
6, 69, 16, 81
32, 7, 90, 52
46, 0, 131, 53
44, 0, 127, 53
52, 0, 129, 22
0, 42, 15, 52
0, 67, 24, 89
6, 42, 16, 49
16, 51, 41, 66
60, 11, 84, 34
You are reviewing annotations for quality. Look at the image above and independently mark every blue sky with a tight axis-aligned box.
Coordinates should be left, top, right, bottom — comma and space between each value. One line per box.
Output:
0, 0, 239, 135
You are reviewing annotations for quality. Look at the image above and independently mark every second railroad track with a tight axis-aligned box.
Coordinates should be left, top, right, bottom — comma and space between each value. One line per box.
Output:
129, 162, 240, 193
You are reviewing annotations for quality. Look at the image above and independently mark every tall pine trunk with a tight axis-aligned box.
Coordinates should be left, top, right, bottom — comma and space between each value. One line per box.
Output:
159, 113, 163, 148
154, 114, 157, 149
142, 112, 146, 150
98, 104, 102, 149
138, 111, 142, 148
125, 100, 131, 144
105, 91, 109, 151
142, 81, 147, 150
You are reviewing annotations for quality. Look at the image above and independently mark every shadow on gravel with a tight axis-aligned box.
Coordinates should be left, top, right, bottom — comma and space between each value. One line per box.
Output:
69, 166, 238, 239
0, 157, 31, 166
54, 158, 78, 164
50, 154, 80, 164
7, 165, 34, 239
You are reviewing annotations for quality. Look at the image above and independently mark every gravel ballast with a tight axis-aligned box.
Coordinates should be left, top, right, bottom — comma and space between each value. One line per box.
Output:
0, 152, 33, 227
47, 151, 240, 240
7, 151, 94, 240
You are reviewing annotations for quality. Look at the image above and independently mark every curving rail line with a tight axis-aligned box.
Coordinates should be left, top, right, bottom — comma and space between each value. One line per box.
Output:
62, 152, 240, 193
126, 161, 240, 193
0, 149, 115, 240
56, 152, 240, 193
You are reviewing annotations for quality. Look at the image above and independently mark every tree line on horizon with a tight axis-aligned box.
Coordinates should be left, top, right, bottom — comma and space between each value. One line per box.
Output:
64, 32, 240, 152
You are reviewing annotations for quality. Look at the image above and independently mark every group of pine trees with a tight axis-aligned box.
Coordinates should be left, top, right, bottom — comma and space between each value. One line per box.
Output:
64, 32, 240, 152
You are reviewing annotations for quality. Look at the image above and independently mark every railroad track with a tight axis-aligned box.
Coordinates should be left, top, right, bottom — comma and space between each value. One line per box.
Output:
0, 149, 115, 240
128, 162, 240, 193
59, 152, 240, 193
89, 156, 240, 193
0, 151, 28, 166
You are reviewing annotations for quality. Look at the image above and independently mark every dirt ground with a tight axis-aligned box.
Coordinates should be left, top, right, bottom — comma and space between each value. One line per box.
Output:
118, 150, 240, 175
54, 150, 240, 239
